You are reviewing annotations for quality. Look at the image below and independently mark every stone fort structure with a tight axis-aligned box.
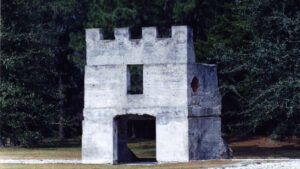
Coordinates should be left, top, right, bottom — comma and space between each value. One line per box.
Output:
82, 26, 231, 164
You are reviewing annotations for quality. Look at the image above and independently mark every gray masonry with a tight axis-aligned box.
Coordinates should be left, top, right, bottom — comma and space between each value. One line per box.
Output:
82, 26, 232, 164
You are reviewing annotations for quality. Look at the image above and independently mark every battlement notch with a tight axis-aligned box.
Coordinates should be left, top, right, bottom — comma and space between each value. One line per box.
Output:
86, 26, 193, 42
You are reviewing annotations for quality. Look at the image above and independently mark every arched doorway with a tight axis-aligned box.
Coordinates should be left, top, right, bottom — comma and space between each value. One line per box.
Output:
113, 114, 156, 164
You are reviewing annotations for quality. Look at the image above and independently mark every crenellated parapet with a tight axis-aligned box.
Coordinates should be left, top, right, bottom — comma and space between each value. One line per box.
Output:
85, 26, 195, 65
83, 25, 231, 164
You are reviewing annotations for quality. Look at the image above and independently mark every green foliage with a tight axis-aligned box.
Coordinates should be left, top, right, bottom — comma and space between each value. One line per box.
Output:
1, 0, 299, 143
173, 0, 227, 40
241, 0, 300, 138
1, 1, 56, 145
1, 0, 84, 145
198, 0, 300, 138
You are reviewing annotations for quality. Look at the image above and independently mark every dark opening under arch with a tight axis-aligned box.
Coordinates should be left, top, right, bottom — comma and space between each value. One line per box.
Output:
113, 114, 156, 164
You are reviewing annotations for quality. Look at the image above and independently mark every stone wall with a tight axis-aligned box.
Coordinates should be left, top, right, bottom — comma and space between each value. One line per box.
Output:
82, 26, 231, 164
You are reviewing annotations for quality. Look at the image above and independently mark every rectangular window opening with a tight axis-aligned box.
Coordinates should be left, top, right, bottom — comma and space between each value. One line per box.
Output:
127, 64, 143, 94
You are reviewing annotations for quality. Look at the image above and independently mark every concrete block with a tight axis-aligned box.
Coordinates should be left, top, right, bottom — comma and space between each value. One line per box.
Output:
82, 26, 231, 164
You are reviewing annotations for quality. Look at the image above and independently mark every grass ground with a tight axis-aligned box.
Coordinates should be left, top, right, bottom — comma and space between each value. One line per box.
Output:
0, 160, 238, 169
0, 136, 299, 169
129, 137, 300, 159
226, 136, 300, 159
0, 147, 81, 159
0, 138, 81, 159
127, 139, 156, 159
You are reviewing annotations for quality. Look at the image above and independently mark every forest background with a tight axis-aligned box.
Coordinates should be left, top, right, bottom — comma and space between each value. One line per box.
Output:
1, 0, 299, 146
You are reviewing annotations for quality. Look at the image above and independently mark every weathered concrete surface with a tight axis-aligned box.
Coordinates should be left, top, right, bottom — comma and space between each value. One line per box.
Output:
82, 26, 231, 164
188, 117, 232, 160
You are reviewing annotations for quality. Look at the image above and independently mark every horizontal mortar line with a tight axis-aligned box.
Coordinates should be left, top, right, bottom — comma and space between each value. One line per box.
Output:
188, 115, 220, 118
85, 63, 198, 66
84, 106, 220, 110
84, 106, 189, 110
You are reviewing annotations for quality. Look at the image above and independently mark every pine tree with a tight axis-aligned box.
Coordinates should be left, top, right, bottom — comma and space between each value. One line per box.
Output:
1, 0, 84, 145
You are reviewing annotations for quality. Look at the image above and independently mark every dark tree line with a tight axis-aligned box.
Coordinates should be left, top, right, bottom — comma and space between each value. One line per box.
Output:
1, 0, 299, 146
1, 0, 85, 146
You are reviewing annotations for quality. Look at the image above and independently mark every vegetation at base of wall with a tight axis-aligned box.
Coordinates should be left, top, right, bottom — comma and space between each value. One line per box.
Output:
1, 0, 299, 146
